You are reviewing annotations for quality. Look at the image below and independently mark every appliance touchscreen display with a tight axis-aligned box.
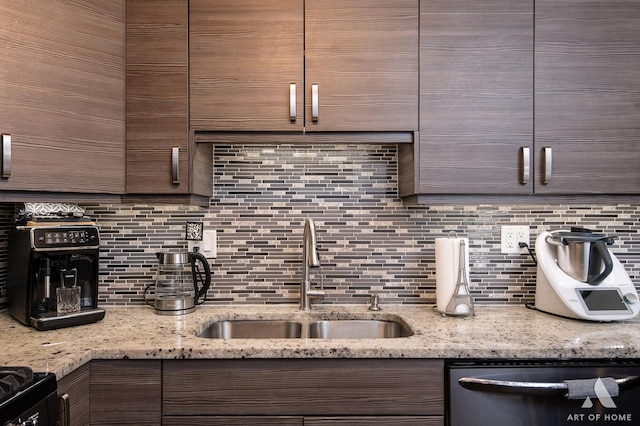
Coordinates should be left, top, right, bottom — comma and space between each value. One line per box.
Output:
579, 289, 628, 311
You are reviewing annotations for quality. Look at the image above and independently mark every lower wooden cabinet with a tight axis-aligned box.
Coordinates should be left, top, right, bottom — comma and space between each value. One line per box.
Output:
163, 416, 440, 425
305, 418, 442, 425
57, 363, 90, 426
163, 417, 302, 426
163, 359, 444, 424
68, 359, 442, 425
90, 360, 161, 425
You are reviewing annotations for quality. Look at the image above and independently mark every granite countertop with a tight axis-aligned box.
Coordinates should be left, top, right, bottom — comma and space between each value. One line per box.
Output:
1, 304, 639, 379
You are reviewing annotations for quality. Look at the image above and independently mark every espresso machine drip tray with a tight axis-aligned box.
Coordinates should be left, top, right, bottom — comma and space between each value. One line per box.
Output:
30, 308, 106, 331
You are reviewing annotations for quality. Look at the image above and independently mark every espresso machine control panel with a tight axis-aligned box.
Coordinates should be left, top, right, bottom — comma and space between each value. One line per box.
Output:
31, 226, 100, 250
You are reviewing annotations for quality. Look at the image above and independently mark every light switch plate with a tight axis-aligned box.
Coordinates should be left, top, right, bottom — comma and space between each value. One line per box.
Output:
501, 225, 530, 254
201, 229, 217, 258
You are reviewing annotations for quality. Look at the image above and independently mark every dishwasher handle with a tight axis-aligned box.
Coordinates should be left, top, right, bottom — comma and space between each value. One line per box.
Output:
459, 375, 640, 397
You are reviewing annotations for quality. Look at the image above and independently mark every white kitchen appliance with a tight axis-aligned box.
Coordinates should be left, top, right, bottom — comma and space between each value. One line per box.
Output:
535, 228, 639, 321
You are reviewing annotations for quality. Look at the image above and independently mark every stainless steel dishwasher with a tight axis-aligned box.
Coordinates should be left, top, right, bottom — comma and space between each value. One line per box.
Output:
447, 361, 640, 426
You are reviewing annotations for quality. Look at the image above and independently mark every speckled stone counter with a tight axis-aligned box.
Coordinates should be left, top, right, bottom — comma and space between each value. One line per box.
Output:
1, 305, 639, 379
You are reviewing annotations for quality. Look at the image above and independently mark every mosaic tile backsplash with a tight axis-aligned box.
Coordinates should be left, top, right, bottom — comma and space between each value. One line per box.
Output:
0, 144, 638, 308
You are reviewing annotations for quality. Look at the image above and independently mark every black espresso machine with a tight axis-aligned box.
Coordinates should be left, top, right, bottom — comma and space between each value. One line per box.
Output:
8, 224, 105, 330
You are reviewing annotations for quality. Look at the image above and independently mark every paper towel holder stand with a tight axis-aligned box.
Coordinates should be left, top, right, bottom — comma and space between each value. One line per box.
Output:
434, 238, 476, 317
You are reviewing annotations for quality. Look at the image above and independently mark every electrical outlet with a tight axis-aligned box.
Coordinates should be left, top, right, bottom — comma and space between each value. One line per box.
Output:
501, 225, 530, 254
187, 240, 200, 253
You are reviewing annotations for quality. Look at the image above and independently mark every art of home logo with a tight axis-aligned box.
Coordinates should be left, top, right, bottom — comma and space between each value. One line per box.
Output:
581, 377, 616, 409
566, 378, 633, 423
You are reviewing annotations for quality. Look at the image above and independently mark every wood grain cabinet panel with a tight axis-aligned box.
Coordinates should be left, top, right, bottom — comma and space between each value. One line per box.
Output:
163, 359, 443, 418
126, 0, 189, 194
163, 416, 303, 426
0, 0, 125, 195
57, 363, 90, 426
90, 360, 161, 425
304, 0, 419, 132
190, 0, 304, 132
165, 416, 442, 426
408, 0, 533, 195
305, 417, 442, 426
403, 0, 640, 198
189, 0, 418, 132
126, 0, 212, 200
534, 0, 640, 194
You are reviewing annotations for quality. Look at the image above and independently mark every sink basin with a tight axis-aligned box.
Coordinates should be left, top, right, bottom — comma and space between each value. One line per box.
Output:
309, 320, 412, 339
197, 318, 412, 339
197, 320, 302, 339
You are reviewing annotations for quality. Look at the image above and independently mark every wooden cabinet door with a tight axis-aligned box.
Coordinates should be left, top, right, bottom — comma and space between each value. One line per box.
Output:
163, 416, 439, 425
305, 417, 442, 425
189, 0, 304, 131
0, 0, 125, 194
126, 0, 190, 194
164, 417, 303, 426
90, 360, 161, 425
304, 0, 419, 132
164, 359, 443, 417
534, 0, 640, 194
57, 363, 90, 426
415, 0, 533, 194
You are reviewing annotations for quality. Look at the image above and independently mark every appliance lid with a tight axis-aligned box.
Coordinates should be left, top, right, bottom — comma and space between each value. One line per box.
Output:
156, 252, 190, 265
548, 227, 615, 245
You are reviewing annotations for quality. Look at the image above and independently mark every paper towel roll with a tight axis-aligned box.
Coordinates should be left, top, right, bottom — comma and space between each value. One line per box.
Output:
435, 237, 469, 312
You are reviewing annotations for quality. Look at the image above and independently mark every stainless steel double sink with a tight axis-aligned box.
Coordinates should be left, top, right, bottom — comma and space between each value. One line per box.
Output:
197, 318, 413, 339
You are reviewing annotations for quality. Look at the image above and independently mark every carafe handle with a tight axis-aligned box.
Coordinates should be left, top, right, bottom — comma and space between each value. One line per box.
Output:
588, 240, 614, 284
189, 252, 211, 302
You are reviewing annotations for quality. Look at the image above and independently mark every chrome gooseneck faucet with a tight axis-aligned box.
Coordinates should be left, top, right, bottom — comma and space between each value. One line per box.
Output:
301, 218, 325, 310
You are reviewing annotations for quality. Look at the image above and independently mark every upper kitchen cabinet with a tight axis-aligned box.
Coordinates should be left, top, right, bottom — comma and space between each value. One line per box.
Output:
126, 0, 212, 203
190, 0, 304, 132
189, 0, 418, 132
401, 0, 640, 200
400, 0, 533, 196
0, 0, 125, 196
534, 0, 640, 194
304, 0, 418, 132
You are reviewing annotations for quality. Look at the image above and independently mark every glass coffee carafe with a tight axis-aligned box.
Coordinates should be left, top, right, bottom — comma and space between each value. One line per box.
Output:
145, 251, 211, 315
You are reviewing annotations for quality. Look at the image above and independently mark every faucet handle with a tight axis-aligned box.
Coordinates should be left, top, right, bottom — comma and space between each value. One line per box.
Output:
308, 277, 325, 300
308, 289, 325, 298
369, 294, 381, 311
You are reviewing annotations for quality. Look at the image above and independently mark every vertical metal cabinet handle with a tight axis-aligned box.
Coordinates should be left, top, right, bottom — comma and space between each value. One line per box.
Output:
172, 146, 180, 184
543, 146, 552, 184
289, 83, 297, 121
520, 146, 530, 184
311, 84, 319, 122
1, 133, 11, 178
59, 393, 71, 426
